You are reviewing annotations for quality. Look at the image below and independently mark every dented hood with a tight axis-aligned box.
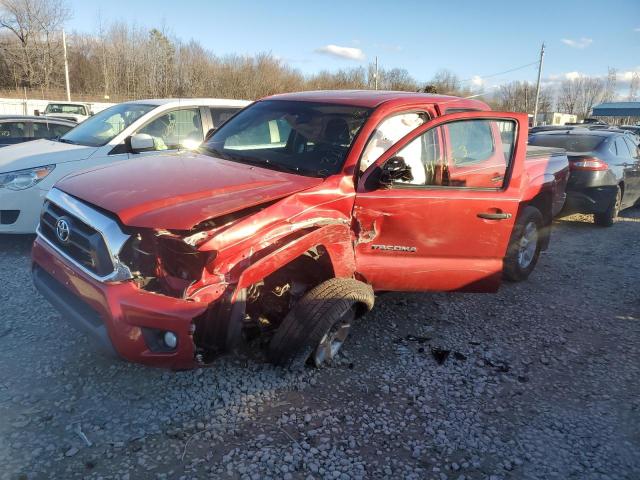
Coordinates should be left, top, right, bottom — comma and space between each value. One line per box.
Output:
55, 152, 323, 230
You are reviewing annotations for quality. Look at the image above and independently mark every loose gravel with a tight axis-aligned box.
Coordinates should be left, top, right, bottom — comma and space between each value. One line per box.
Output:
1, 209, 639, 480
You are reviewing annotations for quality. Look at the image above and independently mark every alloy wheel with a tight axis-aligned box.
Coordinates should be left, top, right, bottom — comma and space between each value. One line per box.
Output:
517, 221, 538, 269
311, 308, 355, 367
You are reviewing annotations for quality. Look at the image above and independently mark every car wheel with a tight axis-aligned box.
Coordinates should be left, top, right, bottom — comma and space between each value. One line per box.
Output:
594, 186, 621, 227
503, 206, 544, 282
268, 278, 374, 369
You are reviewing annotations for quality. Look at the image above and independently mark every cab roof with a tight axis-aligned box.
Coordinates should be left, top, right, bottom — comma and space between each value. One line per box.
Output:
0, 115, 76, 124
119, 98, 251, 107
264, 89, 490, 110
531, 129, 620, 138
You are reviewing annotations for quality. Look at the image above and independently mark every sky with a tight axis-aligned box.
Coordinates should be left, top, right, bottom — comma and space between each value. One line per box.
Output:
65, 0, 640, 93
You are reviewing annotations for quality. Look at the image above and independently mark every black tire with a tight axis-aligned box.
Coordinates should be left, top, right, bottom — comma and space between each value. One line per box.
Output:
268, 278, 374, 368
503, 206, 544, 282
593, 186, 621, 227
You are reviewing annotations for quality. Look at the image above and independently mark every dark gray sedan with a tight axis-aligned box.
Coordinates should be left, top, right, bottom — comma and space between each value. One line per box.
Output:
0, 115, 76, 147
528, 130, 640, 226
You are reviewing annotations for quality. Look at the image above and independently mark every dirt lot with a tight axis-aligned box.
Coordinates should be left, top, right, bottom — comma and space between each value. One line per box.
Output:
1, 210, 639, 480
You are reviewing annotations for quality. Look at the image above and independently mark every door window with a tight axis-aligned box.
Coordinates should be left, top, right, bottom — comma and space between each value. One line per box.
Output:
448, 120, 495, 165
615, 137, 632, 158
389, 119, 515, 189
0, 122, 27, 142
224, 119, 292, 150
210, 107, 241, 128
623, 137, 639, 157
33, 122, 73, 139
137, 108, 203, 150
360, 112, 428, 172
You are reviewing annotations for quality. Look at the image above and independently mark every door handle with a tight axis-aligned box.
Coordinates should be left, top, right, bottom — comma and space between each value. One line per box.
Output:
477, 212, 512, 220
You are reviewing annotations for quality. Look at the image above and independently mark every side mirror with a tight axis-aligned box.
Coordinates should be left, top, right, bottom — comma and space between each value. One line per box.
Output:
129, 133, 156, 153
204, 128, 216, 142
380, 156, 413, 186
34, 109, 40, 116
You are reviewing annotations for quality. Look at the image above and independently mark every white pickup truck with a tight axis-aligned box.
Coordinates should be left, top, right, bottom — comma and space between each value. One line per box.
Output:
0, 98, 250, 233
40, 102, 94, 123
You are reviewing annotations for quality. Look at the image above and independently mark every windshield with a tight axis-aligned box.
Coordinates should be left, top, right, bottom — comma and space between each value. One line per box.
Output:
201, 100, 372, 177
45, 104, 87, 115
528, 134, 605, 152
60, 103, 156, 147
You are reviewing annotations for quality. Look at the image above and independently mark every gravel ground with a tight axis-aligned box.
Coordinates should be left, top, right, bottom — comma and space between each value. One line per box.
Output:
1, 209, 639, 480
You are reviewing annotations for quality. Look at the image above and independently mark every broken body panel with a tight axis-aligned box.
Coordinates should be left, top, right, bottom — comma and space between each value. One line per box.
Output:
31, 91, 568, 368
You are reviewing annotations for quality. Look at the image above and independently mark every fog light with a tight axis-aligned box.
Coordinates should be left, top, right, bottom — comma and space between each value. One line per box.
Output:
163, 331, 178, 349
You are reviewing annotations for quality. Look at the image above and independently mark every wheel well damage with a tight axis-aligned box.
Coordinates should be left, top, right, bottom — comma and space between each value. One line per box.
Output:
192, 245, 338, 362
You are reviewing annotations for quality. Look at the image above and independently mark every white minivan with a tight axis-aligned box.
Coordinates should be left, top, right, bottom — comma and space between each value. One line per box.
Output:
0, 98, 250, 233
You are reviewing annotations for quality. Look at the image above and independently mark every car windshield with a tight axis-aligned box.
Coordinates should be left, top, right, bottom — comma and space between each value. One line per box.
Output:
528, 134, 605, 152
201, 100, 372, 177
59, 103, 157, 147
45, 104, 87, 115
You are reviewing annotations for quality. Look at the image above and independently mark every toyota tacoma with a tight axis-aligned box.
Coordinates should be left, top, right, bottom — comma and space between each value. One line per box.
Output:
31, 91, 568, 369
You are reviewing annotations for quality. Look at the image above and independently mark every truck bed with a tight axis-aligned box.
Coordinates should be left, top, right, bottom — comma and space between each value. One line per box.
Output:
525, 145, 570, 217
526, 145, 567, 160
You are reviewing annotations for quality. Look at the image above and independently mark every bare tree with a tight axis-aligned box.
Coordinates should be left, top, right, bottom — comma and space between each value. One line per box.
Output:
603, 67, 617, 102
428, 69, 462, 95
629, 72, 639, 101
494, 80, 553, 114
0, 0, 70, 89
556, 76, 607, 119
578, 77, 606, 118
557, 78, 582, 116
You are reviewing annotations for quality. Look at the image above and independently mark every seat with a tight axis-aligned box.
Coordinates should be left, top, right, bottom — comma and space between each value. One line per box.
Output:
323, 118, 350, 145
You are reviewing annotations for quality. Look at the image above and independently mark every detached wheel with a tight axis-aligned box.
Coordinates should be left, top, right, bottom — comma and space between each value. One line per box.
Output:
594, 186, 621, 227
268, 278, 374, 368
503, 206, 543, 282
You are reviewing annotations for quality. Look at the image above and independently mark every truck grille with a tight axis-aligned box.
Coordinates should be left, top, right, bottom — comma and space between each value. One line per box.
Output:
39, 200, 114, 277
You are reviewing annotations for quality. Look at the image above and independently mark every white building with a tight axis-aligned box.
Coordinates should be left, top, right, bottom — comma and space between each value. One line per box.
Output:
535, 112, 578, 126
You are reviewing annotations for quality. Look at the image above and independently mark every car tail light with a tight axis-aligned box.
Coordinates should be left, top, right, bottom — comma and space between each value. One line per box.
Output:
569, 156, 609, 171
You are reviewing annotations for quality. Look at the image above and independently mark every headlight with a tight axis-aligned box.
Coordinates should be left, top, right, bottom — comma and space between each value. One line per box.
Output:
0, 165, 55, 190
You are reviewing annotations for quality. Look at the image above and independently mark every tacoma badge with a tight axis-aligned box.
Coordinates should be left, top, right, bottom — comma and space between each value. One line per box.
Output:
371, 244, 417, 252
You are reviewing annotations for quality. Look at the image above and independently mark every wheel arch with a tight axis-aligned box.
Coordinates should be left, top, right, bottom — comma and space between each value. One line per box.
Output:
523, 190, 553, 251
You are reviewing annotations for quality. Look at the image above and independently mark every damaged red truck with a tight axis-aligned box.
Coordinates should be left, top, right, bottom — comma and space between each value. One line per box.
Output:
31, 91, 569, 369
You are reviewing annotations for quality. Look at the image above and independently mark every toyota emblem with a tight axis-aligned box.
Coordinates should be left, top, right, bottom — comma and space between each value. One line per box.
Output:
56, 218, 70, 243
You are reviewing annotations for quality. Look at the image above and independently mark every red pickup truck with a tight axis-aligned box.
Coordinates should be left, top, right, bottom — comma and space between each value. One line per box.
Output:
31, 91, 568, 369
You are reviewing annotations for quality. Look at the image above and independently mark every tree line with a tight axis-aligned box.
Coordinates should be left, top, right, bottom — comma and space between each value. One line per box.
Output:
0, 0, 636, 119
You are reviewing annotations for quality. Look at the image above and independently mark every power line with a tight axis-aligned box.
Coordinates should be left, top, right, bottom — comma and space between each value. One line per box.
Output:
458, 60, 539, 84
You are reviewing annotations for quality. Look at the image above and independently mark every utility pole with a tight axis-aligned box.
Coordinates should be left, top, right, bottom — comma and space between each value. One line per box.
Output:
374, 56, 378, 90
62, 29, 71, 101
532, 42, 545, 127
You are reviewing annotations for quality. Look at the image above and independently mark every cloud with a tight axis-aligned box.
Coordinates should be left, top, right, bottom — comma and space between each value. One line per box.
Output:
635, 27, 640, 32
471, 75, 484, 87
564, 71, 582, 81
561, 37, 593, 49
315, 44, 365, 61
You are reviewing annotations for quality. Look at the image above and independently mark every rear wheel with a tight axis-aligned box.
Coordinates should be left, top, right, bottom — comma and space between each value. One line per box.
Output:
268, 278, 374, 368
594, 186, 621, 227
503, 206, 544, 282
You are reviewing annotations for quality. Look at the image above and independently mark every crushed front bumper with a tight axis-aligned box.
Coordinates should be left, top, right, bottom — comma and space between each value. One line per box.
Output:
32, 237, 209, 369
